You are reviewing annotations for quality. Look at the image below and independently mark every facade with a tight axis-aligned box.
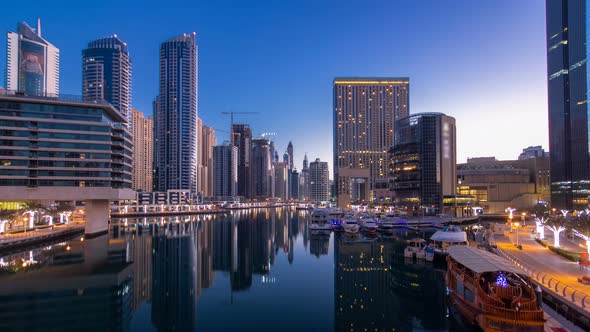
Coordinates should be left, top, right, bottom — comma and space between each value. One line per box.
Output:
546, 1, 590, 209
82, 35, 132, 123
212, 143, 238, 197
333, 77, 409, 207
391, 113, 456, 214
287, 141, 294, 170
6, 19, 59, 96
154, 33, 198, 194
309, 158, 329, 202
457, 154, 550, 213
232, 124, 252, 198
290, 169, 300, 200
251, 138, 274, 199
518, 146, 549, 160
274, 161, 289, 201
131, 109, 153, 192
300, 153, 309, 201
0, 93, 135, 234
200, 124, 216, 196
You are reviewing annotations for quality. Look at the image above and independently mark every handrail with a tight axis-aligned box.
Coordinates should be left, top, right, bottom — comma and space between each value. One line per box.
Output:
492, 235, 590, 310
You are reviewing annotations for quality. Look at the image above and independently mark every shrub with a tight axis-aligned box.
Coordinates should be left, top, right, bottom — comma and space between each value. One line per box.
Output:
535, 238, 548, 247
548, 246, 581, 262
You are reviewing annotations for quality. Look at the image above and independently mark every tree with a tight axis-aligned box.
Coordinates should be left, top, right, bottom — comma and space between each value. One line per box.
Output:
534, 215, 548, 240
546, 215, 570, 248
571, 211, 590, 254
0, 209, 16, 233
19, 201, 45, 229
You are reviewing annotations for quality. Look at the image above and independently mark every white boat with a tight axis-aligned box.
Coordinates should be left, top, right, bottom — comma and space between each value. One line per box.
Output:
328, 208, 343, 217
378, 216, 403, 231
342, 217, 359, 234
429, 225, 469, 256
404, 238, 427, 259
359, 217, 378, 232
310, 208, 333, 232
424, 245, 435, 262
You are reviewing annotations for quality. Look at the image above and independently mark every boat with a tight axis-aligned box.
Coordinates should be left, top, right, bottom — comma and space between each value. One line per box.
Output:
424, 245, 435, 262
359, 217, 378, 233
342, 217, 360, 234
429, 225, 468, 256
309, 208, 333, 233
404, 238, 427, 259
446, 246, 544, 331
328, 208, 343, 217
378, 215, 403, 232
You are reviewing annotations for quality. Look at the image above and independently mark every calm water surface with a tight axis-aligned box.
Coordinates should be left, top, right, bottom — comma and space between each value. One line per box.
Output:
0, 208, 458, 331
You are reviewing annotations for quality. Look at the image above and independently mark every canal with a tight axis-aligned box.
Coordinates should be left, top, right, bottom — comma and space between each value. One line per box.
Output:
0, 208, 461, 331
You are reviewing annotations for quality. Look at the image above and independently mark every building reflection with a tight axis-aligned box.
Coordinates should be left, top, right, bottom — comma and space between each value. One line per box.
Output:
333, 235, 448, 332
0, 235, 133, 332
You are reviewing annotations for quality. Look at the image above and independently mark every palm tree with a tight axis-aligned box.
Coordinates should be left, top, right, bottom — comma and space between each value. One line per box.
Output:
571, 211, 590, 254
546, 214, 571, 248
0, 209, 15, 233
19, 201, 45, 230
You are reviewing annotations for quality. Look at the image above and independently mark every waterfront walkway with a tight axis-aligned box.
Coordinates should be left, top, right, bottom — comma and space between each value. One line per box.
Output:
491, 227, 590, 314
0, 223, 84, 253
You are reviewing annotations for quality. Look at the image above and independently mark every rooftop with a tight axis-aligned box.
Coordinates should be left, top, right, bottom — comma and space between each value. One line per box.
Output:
448, 245, 526, 275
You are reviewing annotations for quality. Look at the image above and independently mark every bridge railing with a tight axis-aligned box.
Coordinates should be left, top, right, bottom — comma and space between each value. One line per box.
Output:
489, 235, 590, 312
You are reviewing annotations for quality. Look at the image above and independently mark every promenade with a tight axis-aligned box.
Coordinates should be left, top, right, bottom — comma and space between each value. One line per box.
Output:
491, 226, 590, 328
0, 223, 84, 254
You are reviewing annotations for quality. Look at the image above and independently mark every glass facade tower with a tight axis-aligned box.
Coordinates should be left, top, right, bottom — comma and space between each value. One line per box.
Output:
154, 33, 198, 194
546, 0, 590, 209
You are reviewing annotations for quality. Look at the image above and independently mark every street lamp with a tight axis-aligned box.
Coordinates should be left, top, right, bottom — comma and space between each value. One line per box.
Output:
514, 222, 520, 247
521, 212, 526, 226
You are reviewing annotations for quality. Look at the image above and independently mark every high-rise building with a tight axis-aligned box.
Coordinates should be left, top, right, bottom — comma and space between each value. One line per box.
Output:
309, 158, 329, 202
274, 161, 289, 201
518, 146, 549, 161
131, 109, 153, 192
231, 124, 252, 198
300, 153, 309, 201
212, 143, 237, 197
82, 35, 132, 124
251, 138, 274, 199
154, 33, 198, 194
200, 124, 216, 197
6, 18, 59, 96
290, 169, 300, 200
390, 113, 456, 214
0, 93, 135, 235
546, 1, 590, 209
287, 141, 294, 170
333, 77, 409, 207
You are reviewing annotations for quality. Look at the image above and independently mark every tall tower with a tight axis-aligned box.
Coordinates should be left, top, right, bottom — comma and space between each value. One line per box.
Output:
287, 141, 294, 170
212, 143, 237, 197
251, 138, 274, 199
6, 19, 59, 96
309, 158, 329, 202
333, 77, 409, 207
232, 124, 252, 198
131, 109, 154, 191
154, 33, 198, 193
546, 0, 590, 209
82, 35, 132, 123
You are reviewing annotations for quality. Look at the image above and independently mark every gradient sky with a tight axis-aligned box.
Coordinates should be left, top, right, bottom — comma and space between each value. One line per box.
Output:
1, 0, 548, 178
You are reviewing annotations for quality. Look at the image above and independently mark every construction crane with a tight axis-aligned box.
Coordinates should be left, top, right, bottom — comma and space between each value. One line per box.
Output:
221, 111, 259, 128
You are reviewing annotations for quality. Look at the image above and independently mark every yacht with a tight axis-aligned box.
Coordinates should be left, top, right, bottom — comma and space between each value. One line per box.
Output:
359, 217, 378, 233
378, 215, 403, 232
342, 217, 360, 234
404, 238, 427, 259
429, 225, 469, 256
309, 208, 333, 233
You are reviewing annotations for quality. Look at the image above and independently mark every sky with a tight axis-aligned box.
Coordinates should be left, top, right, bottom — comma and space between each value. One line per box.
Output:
1, 0, 548, 177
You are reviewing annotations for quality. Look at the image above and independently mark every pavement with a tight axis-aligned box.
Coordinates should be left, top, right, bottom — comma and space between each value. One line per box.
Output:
544, 304, 584, 332
0, 223, 83, 244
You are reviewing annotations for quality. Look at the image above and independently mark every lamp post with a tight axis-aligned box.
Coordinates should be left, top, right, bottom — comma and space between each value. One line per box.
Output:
521, 212, 526, 226
514, 222, 520, 247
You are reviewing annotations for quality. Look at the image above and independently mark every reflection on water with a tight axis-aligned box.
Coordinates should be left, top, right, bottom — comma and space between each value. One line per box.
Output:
0, 208, 450, 332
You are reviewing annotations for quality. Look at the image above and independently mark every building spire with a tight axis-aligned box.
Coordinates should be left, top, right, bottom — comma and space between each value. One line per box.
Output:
36, 17, 41, 37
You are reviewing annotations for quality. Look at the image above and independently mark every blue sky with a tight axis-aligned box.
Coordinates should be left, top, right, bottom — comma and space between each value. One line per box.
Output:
1, 0, 548, 176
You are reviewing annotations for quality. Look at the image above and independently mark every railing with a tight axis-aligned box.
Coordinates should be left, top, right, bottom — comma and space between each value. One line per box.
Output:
0, 89, 112, 106
490, 235, 590, 311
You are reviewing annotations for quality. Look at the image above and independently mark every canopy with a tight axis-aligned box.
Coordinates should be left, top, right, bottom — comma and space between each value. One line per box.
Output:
430, 230, 467, 242
448, 246, 526, 275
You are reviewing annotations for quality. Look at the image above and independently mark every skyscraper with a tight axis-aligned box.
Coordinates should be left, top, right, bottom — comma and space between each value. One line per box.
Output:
232, 124, 252, 198
200, 123, 216, 197
390, 113, 456, 214
309, 158, 329, 202
154, 33, 198, 194
6, 18, 59, 96
274, 161, 289, 201
546, 1, 590, 209
300, 153, 309, 201
212, 143, 237, 197
251, 138, 274, 199
82, 35, 132, 123
131, 108, 154, 192
333, 77, 409, 207
287, 141, 294, 170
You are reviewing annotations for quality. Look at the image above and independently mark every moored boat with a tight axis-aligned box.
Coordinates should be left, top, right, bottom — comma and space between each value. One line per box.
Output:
359, 217, 378, 233
430, 225, 468, 256
404, 238, 427, 259
446, 246, 544, 332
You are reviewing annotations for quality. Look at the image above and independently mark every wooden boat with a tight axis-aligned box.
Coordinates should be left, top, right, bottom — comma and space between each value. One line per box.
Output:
446, 246, 544, 332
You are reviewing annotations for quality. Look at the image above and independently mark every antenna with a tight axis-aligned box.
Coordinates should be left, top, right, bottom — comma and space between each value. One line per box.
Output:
36, 17, 41, 37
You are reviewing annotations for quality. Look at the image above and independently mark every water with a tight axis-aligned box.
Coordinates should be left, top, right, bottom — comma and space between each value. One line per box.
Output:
0, 208, 455, 332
